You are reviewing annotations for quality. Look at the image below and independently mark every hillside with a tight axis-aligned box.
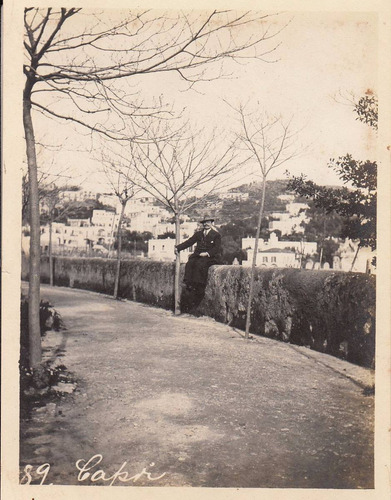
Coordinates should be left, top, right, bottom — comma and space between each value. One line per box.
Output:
187, 179, 296, 224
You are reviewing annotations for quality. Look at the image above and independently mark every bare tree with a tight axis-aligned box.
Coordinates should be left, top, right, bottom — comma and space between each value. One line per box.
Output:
107, 123, 240, 314
23, 7, 286, 367
100, 160, 141, 299
233, 103, 300, 338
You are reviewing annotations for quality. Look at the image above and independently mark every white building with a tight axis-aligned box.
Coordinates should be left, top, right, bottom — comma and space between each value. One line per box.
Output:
268, 218, 305, 235
220, 191, 249, 201
128, 212, 162, 235
242, 232, 317, 267
268, 202, 309, 235
96, 194, 170, 234
91, 209, 119, 229
32, 221, 114, 254
148, 238, 193, 263
335, 239, 376, 274
152, 220, 200, 239
242, 232, 317, 254
97, 193, 119, 210
60, 189, 97, 202
244, 248, 298, 268
125, 196, 161, 215
277, 194, 295, 203
124, 197, 201, 238
286, 202, 308, 216
125, 198, 172, 236
67, 218, 90, 227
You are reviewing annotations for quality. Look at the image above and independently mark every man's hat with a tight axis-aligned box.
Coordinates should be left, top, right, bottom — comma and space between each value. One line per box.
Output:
200, 217, 214, 223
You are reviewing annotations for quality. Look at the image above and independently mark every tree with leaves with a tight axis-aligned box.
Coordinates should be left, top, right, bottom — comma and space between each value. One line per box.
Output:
296, 201, 345, 266
121, 231, 153, 255
219, 217, 269, 264
23, 7, 286, 367
158, 232, 176, 240
287, 93, 377, 268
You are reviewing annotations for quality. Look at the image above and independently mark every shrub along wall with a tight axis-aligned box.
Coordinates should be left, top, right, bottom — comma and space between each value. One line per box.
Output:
198, 266, 375, 369
46, 257, 177, 310
22, 256, 375, 368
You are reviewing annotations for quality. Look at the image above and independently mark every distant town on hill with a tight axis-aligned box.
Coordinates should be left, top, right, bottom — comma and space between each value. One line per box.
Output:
23, 177, 374, 273
186, 179, 301, 222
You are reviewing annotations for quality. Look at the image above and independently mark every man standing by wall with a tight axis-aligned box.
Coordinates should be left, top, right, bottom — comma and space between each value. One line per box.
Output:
175, 218, 222, 291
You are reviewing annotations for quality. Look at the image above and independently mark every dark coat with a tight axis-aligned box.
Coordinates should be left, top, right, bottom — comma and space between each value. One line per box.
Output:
176, 229, 222, 259
176, 229, 222, 286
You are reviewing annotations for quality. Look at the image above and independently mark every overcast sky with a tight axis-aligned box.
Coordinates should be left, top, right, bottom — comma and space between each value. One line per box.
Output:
31, 9, 378, 192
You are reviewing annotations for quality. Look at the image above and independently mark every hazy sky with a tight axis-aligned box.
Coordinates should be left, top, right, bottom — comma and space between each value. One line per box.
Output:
31, 9, 378, 192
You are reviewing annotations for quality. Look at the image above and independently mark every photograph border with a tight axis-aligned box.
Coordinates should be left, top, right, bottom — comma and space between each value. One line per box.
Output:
2, 0, 390, 499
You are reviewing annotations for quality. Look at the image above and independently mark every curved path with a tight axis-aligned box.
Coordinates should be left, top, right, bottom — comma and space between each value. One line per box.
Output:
20, 284, 374, 488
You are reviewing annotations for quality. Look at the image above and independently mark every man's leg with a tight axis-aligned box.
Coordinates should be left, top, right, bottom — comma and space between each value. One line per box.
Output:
191, 257, 213, 286
183, 255, 198, 289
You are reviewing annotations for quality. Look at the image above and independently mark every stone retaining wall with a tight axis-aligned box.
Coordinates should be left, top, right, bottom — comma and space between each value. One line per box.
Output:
22, 256, 375, 368
198, 266, 375, 369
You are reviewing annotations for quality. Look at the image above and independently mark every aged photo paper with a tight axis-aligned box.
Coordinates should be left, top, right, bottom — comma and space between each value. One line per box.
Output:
2, 0, 390, 499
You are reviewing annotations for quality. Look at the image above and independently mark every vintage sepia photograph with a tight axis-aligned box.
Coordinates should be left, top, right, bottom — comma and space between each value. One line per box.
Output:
2, 1, 390, 499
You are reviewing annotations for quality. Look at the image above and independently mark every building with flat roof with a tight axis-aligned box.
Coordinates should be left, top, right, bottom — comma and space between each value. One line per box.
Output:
241, 232, 317, 268
243, 248, 298, 268
242, 232, 317, 255
91, 210, 119, 229
268, 202, 309, 235
148, 238, 193, 263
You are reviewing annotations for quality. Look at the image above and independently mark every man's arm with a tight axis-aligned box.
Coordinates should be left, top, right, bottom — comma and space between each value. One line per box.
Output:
176, 232, 199, 252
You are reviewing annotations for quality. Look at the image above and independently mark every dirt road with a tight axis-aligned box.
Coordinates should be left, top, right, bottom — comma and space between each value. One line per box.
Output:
20, 284, 374, 488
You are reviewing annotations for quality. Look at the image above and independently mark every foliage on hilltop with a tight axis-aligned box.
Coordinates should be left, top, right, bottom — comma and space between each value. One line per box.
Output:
297, 202, 345, 265
288, 94, 377, 251
115, 230, 154, 254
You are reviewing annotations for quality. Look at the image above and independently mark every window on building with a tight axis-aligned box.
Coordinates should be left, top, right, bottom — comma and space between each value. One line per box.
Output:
263, 256, 268, 263
271, 256, 277, 263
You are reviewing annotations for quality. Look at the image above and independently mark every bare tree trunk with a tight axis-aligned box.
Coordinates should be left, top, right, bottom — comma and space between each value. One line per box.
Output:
319, 217, 325, 268
114, 202, 126, 299
319, 246, 324, 268
350, 245, 360, 272
174, 213, 181, 315
245, 176, 267, 339
49, 217, 53, 286
299, 242, 304, 268
108, 212, 116, 257
23, 91, 42, 368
